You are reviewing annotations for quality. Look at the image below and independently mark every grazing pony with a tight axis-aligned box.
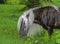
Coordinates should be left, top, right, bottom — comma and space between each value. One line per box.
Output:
18, 5, 60, 36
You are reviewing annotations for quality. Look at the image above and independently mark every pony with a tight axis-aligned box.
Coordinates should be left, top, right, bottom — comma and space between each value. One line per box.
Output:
17, 5, 60, 36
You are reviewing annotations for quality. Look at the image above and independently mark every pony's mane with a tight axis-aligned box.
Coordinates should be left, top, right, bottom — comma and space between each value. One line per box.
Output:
50, 5, 59, 13
23, 5, 59, 16
22, 9, 33, 16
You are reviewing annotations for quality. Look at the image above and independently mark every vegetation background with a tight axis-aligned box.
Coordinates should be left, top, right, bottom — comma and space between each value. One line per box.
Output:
0, 0, 60, 44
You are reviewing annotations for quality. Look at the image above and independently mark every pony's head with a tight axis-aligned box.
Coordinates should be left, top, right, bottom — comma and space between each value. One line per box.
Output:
17, 9, 34, 36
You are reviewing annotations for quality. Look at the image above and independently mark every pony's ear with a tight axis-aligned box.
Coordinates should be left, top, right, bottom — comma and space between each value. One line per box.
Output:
26, 14, 29, 18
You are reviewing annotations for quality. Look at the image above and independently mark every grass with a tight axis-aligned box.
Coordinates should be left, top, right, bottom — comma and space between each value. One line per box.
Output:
0, 4, 26, 44
0, 2, 60, 44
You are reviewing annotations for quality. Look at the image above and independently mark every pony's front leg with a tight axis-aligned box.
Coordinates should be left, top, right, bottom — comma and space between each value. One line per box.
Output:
47, 27, 53, 36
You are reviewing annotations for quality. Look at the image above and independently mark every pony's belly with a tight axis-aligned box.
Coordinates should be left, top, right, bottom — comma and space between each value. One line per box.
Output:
27, 23, 43, 36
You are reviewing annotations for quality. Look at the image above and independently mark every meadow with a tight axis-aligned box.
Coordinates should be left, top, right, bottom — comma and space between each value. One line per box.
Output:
0, 1, 60, 44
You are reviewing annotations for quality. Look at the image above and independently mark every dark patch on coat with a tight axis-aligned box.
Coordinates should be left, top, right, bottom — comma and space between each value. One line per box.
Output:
20, 18, 27, 36
33, 6, 60, 36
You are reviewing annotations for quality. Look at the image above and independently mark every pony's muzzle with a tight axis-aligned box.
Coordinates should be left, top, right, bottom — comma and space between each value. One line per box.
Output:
19, 19, 27, 36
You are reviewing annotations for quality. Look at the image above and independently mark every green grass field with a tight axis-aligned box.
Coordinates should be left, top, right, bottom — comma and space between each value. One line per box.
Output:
0, 2, 60, 44
0, 5, 26, 44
